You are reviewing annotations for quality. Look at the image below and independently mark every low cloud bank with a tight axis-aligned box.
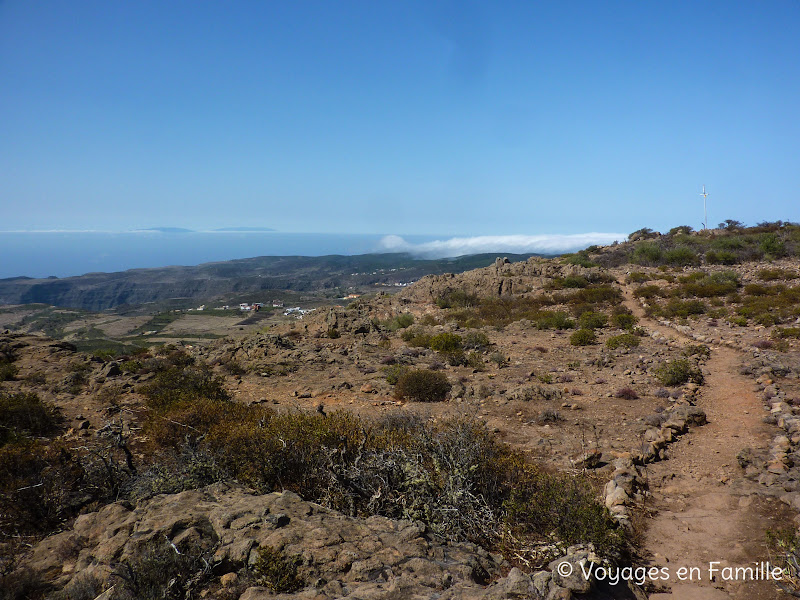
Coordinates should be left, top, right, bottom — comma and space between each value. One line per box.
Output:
377, 233, 626, 258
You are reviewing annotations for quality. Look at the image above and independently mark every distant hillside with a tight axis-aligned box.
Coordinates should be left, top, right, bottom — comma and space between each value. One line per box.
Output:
0, 253, 538, 311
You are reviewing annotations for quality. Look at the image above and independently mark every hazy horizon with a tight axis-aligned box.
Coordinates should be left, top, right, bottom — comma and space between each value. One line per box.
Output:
0, 230, 628, 279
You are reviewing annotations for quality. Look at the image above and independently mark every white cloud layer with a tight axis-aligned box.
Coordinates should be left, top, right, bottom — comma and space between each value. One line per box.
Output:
377, 233, 627, 258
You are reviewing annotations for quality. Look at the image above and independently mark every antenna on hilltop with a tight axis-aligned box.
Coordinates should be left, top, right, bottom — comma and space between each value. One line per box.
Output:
700, 185, 709, 230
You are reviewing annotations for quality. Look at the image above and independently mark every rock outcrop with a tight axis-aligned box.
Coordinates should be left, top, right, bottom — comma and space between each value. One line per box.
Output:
26, 482, 603, 599
400, 257, 599, 304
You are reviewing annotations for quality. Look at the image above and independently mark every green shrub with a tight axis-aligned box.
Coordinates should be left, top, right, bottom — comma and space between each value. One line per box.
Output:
631, 242, 663, 265
394, 369, 451, 402
570, 329, 597, 346
705, 250, 738, 265
429, 332, 463, 353
633, 285, 664, 299
139, 365, 229, 411
489, 351, 508, 368
728, 315, 748, 327
327, 327, 341, 339
627, 272, 650, 283
682, 344, 711, 359
562, 252, 597, 268
758, 268, 796, 281
535, 310, 575, 330
681, 272, 739, 297
611, 313, 638, 330
663, 299, 707, 318
387, 313, 414, 331
436, 290, 480, 309
401, 328, 433, 348
253, 546, 304, 593
462, 331, 490, 350
668, 225, 694, 236
759, 233, 786, 257
568, 285, 621, 305
0, 363, 18, 382
578, 311, 608, 330
384, 364, 409, 385
664, 246, 699, 266
466, 351, 485, 370
564, 275, 590, 288
606, 334, 641, 350
0, 392, 60, 446
773, 327, 800, 339
654, 359, 703, 386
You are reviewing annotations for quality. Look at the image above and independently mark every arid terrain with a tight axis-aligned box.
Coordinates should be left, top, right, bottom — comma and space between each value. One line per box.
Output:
2, 224, 800, 599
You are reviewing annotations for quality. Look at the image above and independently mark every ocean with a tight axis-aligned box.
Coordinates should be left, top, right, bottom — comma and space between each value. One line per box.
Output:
0, 232, 438, 279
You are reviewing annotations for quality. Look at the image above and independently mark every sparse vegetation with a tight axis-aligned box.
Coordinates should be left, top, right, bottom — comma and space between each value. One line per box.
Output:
654, 358, 703, 386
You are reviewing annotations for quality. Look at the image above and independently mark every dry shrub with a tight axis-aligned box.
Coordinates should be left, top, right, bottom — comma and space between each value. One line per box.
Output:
393, 369, 451, 402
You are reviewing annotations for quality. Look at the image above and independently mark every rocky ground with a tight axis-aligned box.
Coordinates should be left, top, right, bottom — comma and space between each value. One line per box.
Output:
2, 249, 800, 599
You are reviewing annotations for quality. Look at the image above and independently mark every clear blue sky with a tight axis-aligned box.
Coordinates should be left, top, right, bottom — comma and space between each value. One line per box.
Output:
1, 1, 798, 236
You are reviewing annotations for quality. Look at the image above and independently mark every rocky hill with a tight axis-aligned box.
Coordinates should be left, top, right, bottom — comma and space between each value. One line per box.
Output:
0, 253, 537, 311
3, 226, 800, 599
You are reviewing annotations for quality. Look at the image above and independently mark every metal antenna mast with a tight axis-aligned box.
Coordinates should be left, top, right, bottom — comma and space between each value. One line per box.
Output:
700, 185, 709, 230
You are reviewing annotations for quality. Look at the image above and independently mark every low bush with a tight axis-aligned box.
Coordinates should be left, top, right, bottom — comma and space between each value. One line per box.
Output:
729, 315, 748, 327
611, 313, 638, 330
654, 359, 703, 386
662, 299, 707, 318
139, 365, 229, 411
429, 332, 463, 353
383, 364, 409, 385
759, 232, 786, 257
615, 387, 639, 400
663, 246, 699, 266
462, 330, 490, 350
110, 538, 215, 600
633, 285, 664, 299
394, 369, 451, 402
386, 313, 414, 331
466, 351, 485, 370
0, 362, 17, 382
489, 351, 508, 368
627, 272, 650, 283
682, 344, 710, 359
570, 329, 597, 346
773, 327, 800, 339
705, 250, 739, 265
401, 327, 433, 348
758, 268, 797, 281
436, 290, 481, 309
578, 311, 608, 330
680, 271, 739, 297
0, 392, 60, 447
535, 310, 574, 330
253, 546, 304, 593
562, 252, 597, 268
630, 242, 663, 265
605, 334, 640, 350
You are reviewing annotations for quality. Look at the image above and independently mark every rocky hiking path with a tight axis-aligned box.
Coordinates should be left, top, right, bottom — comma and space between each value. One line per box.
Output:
620, 282, 790, 599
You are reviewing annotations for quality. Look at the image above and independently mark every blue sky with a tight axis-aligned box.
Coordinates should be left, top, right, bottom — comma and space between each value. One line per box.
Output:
1, 1, 799, 237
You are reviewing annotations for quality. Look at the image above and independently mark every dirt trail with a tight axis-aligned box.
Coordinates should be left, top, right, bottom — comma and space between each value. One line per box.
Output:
620, 283, 789, 599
